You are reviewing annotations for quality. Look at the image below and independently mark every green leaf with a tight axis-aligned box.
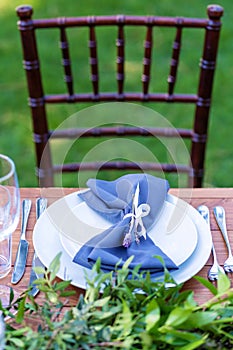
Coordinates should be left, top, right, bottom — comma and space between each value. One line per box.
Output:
33, 266, 46, 276
91, 308, 121, 320
145, 299, 160, 331
165, 307, 192, 327
178, 337, 207, 350
217, 270, 231, 294
54, 280, 71, 291
183, 292, 197, 309
48, 252, 62, 280
114, 300, 134, 337
47, 292, 58, 304
7, 327, 30, 336
93, 296, 111, 308
181, 311, 217, 329
211, 316, 233, 326
122, 256, 134, 270
9, 337, 25, 347
9, 287, 14, 304
59, 291, 76, 297
31, 278, 47, 285
15, 297, 26, 323
140, 332, 153, 349
153, 255, 165, 268
90, 257, 101, 274
160, 327, 203, 344
194, 276, 218, 295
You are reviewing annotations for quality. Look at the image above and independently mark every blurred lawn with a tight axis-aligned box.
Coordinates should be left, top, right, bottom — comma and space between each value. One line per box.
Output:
0, 0, 232, 188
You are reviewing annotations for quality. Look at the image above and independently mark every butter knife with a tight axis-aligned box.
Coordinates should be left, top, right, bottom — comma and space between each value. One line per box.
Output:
11, 199, 32, 284
28, 197, 47, 297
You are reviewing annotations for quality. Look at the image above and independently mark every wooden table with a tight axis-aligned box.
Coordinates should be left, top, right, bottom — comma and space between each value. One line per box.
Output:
3, 187, 233, 307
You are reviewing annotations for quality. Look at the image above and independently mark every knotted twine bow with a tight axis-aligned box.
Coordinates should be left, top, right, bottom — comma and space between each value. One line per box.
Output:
123, 183, 150, 247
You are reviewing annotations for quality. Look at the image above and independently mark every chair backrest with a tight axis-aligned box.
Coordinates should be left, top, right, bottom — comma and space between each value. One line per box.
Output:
16, 4, 223, 188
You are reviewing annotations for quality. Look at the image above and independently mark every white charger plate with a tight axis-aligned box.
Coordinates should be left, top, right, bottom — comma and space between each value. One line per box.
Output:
33, 192, 212, 286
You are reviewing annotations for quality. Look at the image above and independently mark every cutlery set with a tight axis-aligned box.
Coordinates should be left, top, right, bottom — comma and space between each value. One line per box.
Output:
11, 198, 47, 296
198, 204, 233, 281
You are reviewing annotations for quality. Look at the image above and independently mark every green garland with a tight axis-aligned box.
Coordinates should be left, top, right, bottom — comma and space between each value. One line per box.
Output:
2, 253, 233, 349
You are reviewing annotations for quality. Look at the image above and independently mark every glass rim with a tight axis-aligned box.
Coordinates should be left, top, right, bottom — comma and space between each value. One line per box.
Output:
0, 154, 16, 182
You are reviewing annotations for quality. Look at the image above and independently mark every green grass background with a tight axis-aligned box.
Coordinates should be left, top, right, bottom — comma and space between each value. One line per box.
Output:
0, 0, 232, 188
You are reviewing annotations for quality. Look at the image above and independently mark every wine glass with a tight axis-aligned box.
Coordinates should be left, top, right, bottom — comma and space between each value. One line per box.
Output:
0, 154, 20, 305
0, 154, 20, 347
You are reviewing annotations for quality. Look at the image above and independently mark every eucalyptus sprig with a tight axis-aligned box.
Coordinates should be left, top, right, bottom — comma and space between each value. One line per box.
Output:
2, 254, 233, 349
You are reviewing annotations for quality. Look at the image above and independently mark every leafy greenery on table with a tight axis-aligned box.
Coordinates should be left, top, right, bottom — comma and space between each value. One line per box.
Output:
2, 253, 233, 349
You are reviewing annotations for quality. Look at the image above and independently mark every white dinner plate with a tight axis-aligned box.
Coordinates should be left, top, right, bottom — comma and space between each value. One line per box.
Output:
59, 198, 198, 267
33, 191, 212, 286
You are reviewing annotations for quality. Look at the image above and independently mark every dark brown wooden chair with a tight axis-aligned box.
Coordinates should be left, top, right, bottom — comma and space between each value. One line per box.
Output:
16, 4, 223, 187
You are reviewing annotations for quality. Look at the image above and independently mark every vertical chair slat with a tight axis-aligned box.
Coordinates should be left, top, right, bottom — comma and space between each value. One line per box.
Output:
142, 23, 153, 95
167, 27, 182, 95
60, 27, 74, 96
88, 18, 99, 95
16, 5, 54, 187
190, 4, 223, 187
116, 17, 125, 95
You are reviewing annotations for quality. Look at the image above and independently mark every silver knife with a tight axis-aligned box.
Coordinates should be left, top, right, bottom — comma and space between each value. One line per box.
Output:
11, 199, 32, 284
28, 197, 47, 297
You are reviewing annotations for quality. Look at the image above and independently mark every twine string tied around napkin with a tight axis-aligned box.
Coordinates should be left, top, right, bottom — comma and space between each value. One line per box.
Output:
123, 183, 150, 247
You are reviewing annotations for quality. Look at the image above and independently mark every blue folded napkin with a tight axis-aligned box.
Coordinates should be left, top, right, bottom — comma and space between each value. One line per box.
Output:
73, 173, 178, 276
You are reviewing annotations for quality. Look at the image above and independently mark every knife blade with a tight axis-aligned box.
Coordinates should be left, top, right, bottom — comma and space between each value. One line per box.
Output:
28, 197, 47, 297
11, 199, 32, 284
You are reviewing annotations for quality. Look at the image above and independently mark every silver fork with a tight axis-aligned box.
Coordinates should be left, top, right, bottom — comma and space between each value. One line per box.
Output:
213, 206, 233, 273
197, 205, 225, 281
28, 198, 47, 296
